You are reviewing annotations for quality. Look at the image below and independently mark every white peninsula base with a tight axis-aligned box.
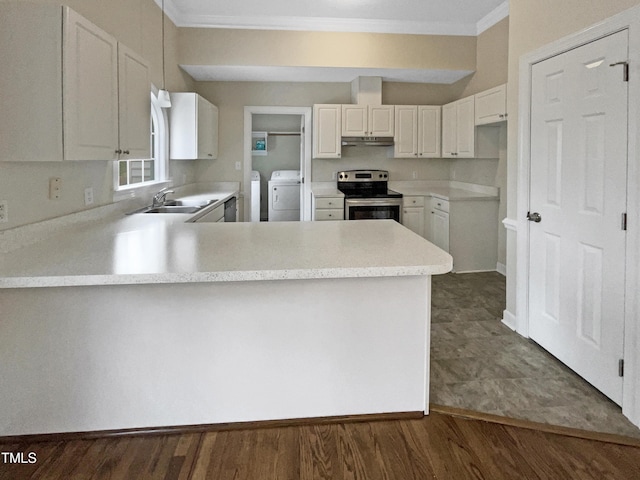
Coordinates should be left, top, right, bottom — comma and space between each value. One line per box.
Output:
0, 275, 431, 436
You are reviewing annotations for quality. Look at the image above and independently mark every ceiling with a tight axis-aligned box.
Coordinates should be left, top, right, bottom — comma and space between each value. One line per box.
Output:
162, 0, 508, 84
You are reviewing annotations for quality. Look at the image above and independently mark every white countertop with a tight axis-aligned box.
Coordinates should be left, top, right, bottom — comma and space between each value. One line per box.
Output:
311, 181, 498, 201
310, 182, 344, 198
0, 214, 452, 289
389, 181, 499, 201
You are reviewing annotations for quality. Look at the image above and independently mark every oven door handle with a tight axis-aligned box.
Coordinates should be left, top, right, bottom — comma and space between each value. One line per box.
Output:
345, 198, 403, 207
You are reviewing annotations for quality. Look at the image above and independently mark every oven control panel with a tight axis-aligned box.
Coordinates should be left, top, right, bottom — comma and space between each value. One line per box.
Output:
337, 170, 389, 182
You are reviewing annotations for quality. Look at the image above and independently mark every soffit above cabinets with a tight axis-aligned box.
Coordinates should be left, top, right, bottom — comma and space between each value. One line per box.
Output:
180, 65, 475, 84
159, 0, 508, 36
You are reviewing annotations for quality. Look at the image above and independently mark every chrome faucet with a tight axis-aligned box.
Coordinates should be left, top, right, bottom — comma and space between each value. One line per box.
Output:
152, 187, 174, 207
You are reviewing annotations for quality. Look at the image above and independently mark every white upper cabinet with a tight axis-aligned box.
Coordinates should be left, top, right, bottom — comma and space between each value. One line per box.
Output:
394, 105, 441, 158
368, 105, 394, 136
418, 106, 442, 158
313, 104, 342, 158
394, 106, 418, 157
341, 105, 367, 136
117, 44, 151, 160
442, 95, 475, 158
0, 3, 150, 162
474, 84, 507, 125
341, 105, 394, 137
170, 93, 219, 160
63, 8, 119, 161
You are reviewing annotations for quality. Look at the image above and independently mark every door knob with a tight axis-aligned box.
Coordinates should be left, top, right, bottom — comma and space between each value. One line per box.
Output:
527, 211, 542, 223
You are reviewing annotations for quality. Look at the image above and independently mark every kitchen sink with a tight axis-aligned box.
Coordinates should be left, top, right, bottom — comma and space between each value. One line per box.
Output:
163, 199, 218, 207
144, 205, 203, 214
127, 198, 219, 215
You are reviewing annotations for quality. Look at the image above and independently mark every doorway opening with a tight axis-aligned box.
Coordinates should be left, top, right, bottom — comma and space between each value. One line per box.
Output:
243, 107, 312, 222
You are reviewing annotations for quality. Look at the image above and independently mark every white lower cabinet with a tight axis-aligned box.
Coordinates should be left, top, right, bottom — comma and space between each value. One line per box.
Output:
428, 197, 498, 272
402, 196, 425, 236
194, 204, 225, 223
430, 200, 450, 253
312, 195, 344, 221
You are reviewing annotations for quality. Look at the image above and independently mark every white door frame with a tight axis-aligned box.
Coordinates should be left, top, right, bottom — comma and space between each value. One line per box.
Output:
243, 106, 312, 222
516, 6, 640, 426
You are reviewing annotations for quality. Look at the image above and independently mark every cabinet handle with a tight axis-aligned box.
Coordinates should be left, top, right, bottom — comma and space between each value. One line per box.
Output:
115, 149, 122, 154
208, 153, 213, 157
122, 150, 130, 155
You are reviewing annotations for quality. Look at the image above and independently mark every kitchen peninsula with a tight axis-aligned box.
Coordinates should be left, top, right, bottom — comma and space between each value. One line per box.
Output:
0, 207, 451, 437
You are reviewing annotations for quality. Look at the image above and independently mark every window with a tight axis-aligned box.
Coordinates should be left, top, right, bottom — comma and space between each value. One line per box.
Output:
116, 92, 167, 190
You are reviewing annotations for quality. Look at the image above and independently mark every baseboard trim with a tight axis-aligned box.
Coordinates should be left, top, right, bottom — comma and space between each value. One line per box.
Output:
502, 309, 516, 330
0, 411, 424, 444
496, 262, 506, 276
430, 404, 640, 447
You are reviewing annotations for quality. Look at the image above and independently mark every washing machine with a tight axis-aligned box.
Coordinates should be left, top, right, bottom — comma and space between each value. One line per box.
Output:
250, 170, 260, 222
268, 170, 301, 221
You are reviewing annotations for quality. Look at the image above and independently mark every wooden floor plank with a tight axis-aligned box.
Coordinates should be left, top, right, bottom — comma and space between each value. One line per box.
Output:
2, 412, 640, 479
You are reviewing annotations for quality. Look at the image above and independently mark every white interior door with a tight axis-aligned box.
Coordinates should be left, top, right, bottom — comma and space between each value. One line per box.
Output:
529, 30, 628, 404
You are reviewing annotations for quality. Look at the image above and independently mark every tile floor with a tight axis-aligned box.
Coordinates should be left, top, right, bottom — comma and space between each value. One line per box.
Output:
430, 271, 640, 439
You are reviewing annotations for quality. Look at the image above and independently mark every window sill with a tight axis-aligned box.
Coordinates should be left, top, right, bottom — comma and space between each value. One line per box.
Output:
113, 180, 172, 203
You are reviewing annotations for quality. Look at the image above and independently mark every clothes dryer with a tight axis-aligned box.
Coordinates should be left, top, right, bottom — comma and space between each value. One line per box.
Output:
268, 170, 301, 221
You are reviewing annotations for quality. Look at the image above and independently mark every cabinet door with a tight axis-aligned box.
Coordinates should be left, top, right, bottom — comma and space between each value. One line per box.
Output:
432, 209, 450, 252
456, 96, 475, 158
369, 105, 394, 136
341, 105, 367, 136
394, 106, 418, 158
402, 207, 425, 236
63, 8, 118, 160
313, 105, 341, 158
197, 96, 217, 159
441, 102, 457, 158
118, 44, 150, 160
475, 84, 507, 125
418, 106, 441, 157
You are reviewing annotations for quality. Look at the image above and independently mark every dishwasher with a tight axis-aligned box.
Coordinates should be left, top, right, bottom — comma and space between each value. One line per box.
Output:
224, 197, 237, 222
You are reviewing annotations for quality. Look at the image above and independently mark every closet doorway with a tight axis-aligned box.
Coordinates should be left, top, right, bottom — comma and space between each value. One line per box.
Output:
243, 106, 312, 222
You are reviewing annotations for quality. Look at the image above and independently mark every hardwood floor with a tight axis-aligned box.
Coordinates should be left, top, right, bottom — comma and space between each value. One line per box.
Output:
2, 412, 640, 479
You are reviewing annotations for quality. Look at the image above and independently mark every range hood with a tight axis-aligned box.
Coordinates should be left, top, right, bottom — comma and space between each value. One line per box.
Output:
341, 77, 394, 147
341, 136, 394, 147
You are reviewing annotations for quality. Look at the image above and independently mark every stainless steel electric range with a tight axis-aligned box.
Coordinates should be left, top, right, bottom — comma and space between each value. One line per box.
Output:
337, 169, 403, 223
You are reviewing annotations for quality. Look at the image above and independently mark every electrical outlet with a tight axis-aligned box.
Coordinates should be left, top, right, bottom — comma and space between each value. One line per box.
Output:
412, 171, 417, 179
84, 187, 94, 206
331, 171, 337, 180
0, 200, 7, 223
49, 177, 61, 200
235, 161, 242, 171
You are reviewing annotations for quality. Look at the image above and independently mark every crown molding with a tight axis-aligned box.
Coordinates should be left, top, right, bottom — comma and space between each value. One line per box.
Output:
176, 14, 478, 36
476, 1, 509, 34
158, 0, 509, 37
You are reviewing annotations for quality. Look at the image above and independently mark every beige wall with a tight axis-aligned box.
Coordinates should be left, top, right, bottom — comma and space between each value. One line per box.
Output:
461, 17, 509, 97
179, 28, 476, 72
0, 0, 194, 230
